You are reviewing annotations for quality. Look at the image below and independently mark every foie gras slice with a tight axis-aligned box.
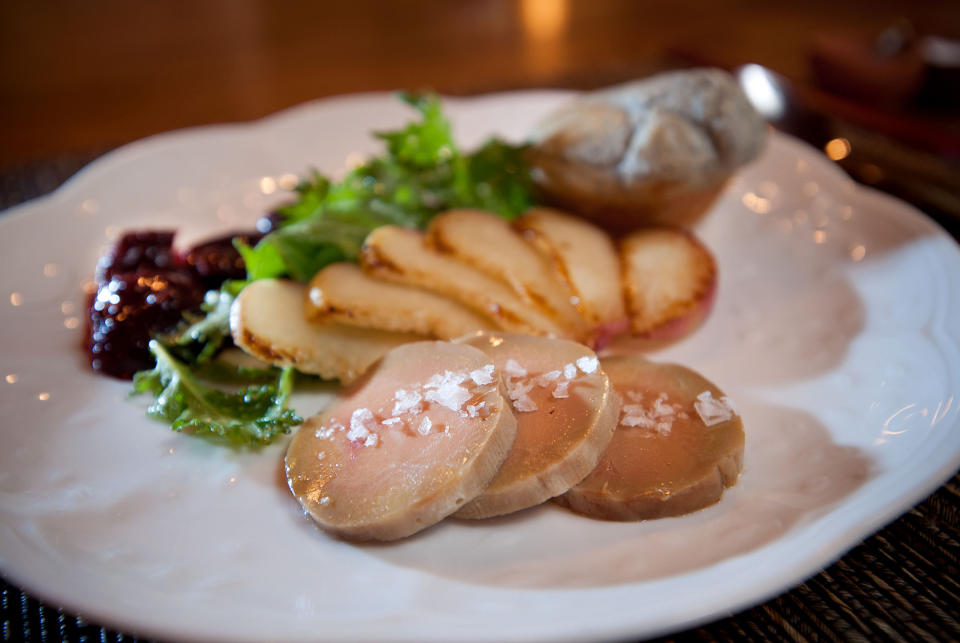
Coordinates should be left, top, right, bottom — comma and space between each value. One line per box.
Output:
285, 341, 518, 541
453, 331, 619, 519
557, 354, 744, 520
230, 278, 422, 383
305, 262, 499, 339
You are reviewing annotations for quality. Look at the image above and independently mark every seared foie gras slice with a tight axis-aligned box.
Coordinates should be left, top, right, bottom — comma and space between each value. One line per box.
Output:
285, 341, 517, 541
230, 279, 421, 383
360, 225, 569, 338
620, 228, 717, 340
305, 262, 498, 339
427, 210, 590, 341
558, 354, 744, 520
453, 332, 619, 519
515, 208, 628, 344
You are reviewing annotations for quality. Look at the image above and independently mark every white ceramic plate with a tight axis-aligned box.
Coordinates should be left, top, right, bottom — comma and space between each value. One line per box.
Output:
1, 92, 959, 642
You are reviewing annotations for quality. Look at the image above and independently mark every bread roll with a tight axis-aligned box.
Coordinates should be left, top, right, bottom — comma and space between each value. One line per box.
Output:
527, 68, 766, 229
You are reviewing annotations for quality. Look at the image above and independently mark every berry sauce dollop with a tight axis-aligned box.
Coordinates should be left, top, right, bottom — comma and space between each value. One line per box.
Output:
86, 228, 264, 379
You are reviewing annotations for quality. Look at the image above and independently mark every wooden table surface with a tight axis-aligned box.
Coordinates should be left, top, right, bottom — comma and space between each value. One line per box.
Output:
2, 0, 958, 168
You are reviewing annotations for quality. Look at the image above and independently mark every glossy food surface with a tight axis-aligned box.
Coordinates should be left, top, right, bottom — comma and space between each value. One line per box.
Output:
456, 332, 618, 518
285, 341, 515, 540
565, 355, 744, 519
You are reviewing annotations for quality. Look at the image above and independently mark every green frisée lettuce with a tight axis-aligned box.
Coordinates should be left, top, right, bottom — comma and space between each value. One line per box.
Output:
134, 92, 535, 446
236, 92, 535, 283
133, 341, 301, 447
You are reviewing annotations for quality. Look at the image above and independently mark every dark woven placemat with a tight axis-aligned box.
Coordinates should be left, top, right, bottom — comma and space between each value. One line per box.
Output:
2, 157, 958, 643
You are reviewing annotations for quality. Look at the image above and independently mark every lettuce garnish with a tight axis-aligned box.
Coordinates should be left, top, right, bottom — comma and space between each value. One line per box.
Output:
133, 93, 535, 447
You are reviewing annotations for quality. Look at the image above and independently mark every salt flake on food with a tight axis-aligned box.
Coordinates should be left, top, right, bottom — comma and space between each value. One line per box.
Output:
563, 363, 577, 380
508, 378, 535, 399
392, 389, 423, 416
504, 359, 527, 378
540, 369, 562, 382
620, 392, 682, 436
576, 355, 599, 374
504, 376, 537, 412
512, 395, 538, 412
347, 408, 377, 444
469, 364, 495, 386
382, 417, 402, 426
417, 416, 433, 436
694, 391, 736, 426
424, 370, 471, 412
552, 380, 570, 399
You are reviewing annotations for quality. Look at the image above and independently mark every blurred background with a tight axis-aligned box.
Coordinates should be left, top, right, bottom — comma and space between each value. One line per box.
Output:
2, 0, 959, 229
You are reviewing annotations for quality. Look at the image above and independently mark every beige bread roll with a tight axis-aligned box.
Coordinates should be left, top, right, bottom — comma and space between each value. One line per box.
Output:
527, 68, 766, 230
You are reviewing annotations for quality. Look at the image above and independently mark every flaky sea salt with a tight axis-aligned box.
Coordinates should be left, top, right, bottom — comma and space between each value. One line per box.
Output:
469, 364, 495, 386
552, 380, 570, 399
424, 370, 471, 411
563, 363, 577, 380
508, 378, 535, 399
620, 392, 683, 436
512, 396, 538, 412
540, 369, 562, 382
347, 408, 376, 444
505, 376, 537, 412
576, 355, 599, 374
504, 359, 527, 378
464, 401, 486, 418
417, 416, 433, 436
694, 391, 736, 426
392, 388, 423, 416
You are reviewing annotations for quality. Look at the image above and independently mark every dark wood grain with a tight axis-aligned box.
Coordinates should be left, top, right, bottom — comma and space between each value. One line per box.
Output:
2, 0, 958, 167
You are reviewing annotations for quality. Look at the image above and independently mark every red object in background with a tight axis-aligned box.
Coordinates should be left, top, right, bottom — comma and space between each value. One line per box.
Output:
810, 29, 926, 108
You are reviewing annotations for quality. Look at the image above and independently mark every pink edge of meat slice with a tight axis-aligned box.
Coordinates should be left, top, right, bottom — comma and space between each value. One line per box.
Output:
284, 341, 517, 541
452, 331, 619, 520
556, 354, 745, 521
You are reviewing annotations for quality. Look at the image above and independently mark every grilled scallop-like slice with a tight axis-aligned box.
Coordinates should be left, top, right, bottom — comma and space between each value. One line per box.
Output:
305, 262, 498, 339
230, 278, 421, 383
285, 341, 517, 541
361, 225, 569, 338
453, 332, 619, 519
557, 354, 744, 520
620, 228, 717, 340
427, 209, 591, 341
515, 208, 628, 344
